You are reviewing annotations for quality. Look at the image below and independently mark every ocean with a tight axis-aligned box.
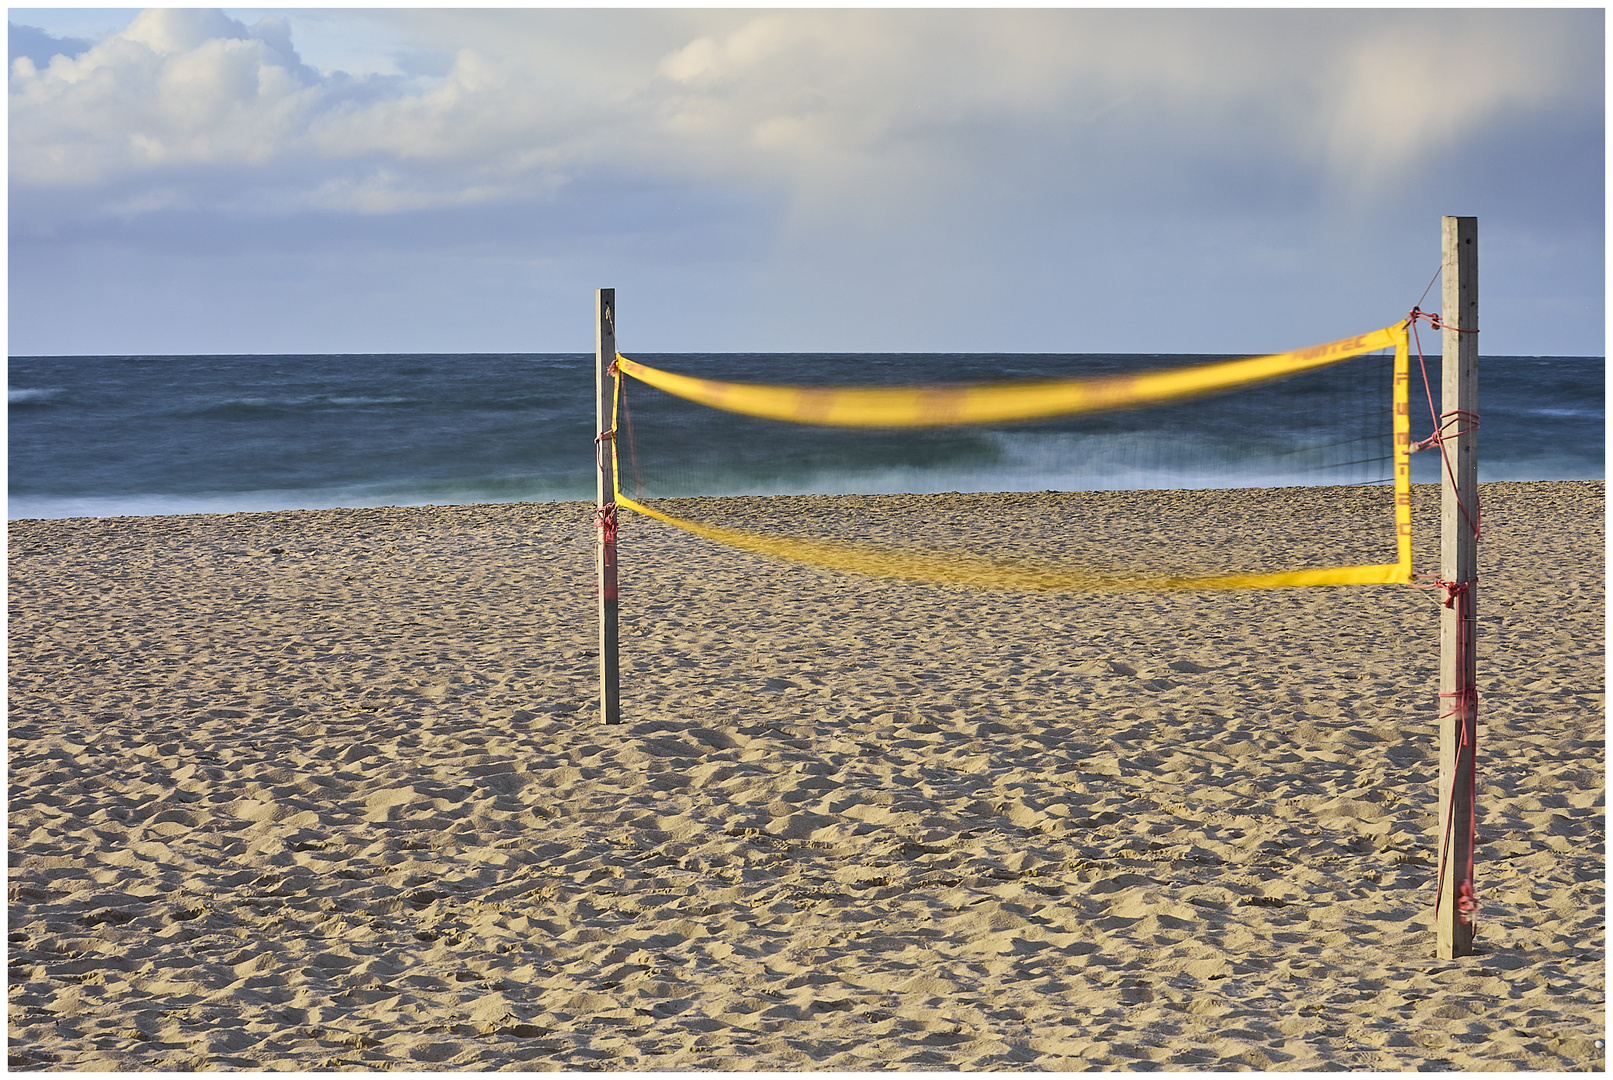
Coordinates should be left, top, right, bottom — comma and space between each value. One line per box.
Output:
7, 351, 1604, 521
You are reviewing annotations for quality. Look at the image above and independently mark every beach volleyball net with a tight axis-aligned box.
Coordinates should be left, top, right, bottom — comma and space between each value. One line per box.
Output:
602, 321, 1413, 591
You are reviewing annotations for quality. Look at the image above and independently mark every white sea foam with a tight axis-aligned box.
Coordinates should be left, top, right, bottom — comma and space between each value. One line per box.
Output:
199, 394, 412, 410
6, 476, 594, 521
1526, 406, 1604, 419
634, 428, 1395, 500
8, 351, 1602, 521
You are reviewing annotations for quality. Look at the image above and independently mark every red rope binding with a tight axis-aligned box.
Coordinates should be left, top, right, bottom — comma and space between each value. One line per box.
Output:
596, 502, 618, 565
1457, 879, 1478, 919
1407, 310, 1482, 540
1408, 306, 1479, 334
1410, 410, 1479, 455
594, 426, 618, 570
1429, 578, 1479, 929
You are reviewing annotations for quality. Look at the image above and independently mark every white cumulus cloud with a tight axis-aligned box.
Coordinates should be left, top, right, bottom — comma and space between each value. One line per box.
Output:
7, 8, 1602, 356
12, 8, 1599, 217
12, 9, 322, 185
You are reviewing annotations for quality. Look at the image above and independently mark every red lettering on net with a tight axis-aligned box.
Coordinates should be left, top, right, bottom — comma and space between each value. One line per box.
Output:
916, 387, 965, 425
702, 378, 731, 411
795, 388, 837, 424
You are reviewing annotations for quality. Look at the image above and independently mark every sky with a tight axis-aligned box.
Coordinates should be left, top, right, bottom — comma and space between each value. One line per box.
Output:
7, 7, 1606, 357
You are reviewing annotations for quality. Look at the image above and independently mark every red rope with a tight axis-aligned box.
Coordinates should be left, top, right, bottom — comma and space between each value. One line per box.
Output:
593, 362, 628, 566
1430, 578, 1479, 928
1408, 305, 1482, 930
594, 425, 618, 568
596, 502, 618, 564
1408, 306, 1479, 334
1408, 310, 1482, 539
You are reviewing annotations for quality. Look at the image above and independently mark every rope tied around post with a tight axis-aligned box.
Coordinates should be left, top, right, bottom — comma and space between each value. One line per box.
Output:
594, 287, 622, 725
596, 502, 619, 562
1410, 410, 1480, 455
1441, 579, 1469, 607
1409, 310, 1482, 540
595, 426, 620, 553
1407, 306, 1479, 334
1430, 575, 1479, 929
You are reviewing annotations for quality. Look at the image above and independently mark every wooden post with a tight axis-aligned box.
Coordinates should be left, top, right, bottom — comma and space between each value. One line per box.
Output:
596, 289, 621, 725
1436, 216, 1478, 958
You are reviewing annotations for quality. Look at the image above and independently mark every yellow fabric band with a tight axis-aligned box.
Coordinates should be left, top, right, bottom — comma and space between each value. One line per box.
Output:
608, 322, 1414, 592
615, 493, 1407, 591
615, 322, 1405, 428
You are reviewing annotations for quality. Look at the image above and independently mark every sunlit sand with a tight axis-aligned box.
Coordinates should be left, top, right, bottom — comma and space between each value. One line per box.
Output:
7, 480, 1603, 1070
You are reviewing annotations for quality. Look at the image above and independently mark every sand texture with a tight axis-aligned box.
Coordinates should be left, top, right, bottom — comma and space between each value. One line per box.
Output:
8, 480, 1605, 1070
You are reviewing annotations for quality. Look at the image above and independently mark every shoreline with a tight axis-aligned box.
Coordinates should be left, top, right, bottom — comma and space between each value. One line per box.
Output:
8, 480, 1604, 1069
7, 477, 1604, 527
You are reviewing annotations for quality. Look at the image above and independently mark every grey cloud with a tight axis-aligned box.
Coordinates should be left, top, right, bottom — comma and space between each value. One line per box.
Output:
7, 8, 1603, 356
8, 22, 91, 67
15, 9, 1601, 209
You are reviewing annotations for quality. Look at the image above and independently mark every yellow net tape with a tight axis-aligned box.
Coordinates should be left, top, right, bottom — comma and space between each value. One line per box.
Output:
614, 323, 1405, 428
609, 323, 1413, 592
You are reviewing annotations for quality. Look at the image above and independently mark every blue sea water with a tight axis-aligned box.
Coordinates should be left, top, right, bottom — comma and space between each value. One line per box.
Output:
6, 351, 1604, 520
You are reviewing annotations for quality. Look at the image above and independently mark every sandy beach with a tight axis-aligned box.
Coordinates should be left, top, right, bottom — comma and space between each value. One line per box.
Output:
7, 480, 1604, 1070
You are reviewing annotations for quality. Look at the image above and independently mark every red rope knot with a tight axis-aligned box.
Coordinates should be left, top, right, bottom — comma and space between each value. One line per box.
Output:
596, 502, 619, 564
595, 429, 615, 444
1411, 409, 1480, 454
1434, 579, 1471, 608
1438, 685, 1479, 724
1407, 306, 1479, 333
1456, 879, 1478, 923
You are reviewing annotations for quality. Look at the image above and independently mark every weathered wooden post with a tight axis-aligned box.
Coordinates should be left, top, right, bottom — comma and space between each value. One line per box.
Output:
1436, 216, 1478, 957
595, 288, 621, 725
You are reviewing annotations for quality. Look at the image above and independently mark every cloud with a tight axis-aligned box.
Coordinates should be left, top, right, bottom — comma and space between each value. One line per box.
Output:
635, 9, 1600, 199
11, 8, 1599, 218
8, 21, 91, 68
10, 9, 620, 219
1315, 14, 1597, 196
8, 8, 1602, 355
10, 9, 324, 188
